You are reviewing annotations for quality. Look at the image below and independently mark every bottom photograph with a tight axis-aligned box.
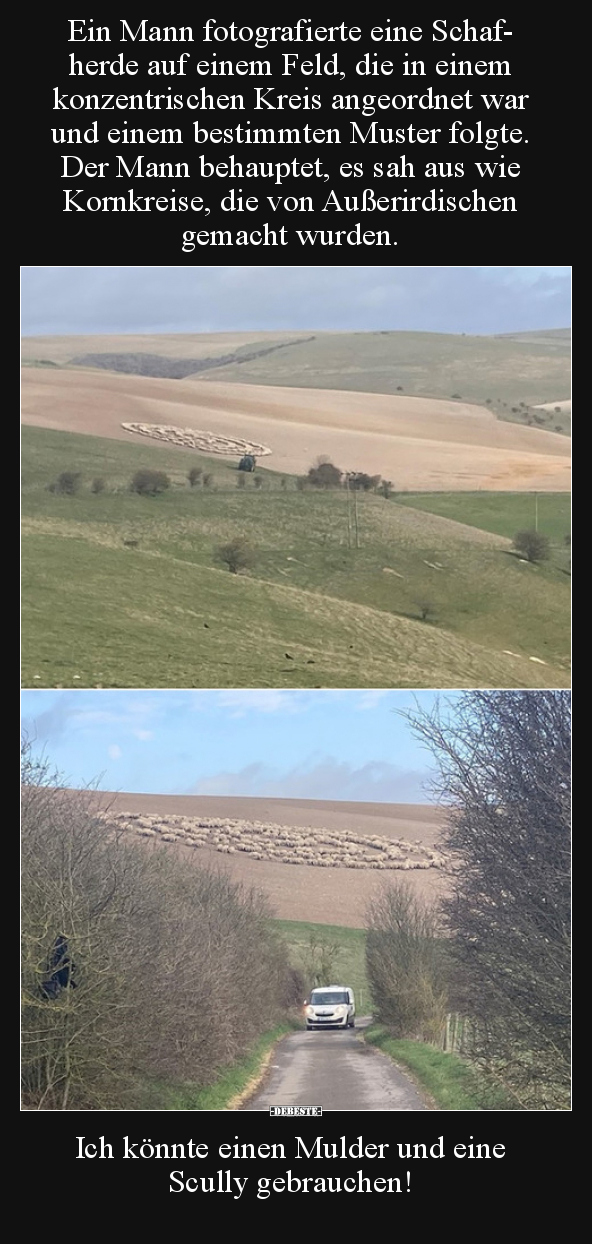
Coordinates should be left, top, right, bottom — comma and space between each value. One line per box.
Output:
21, 688, 570, 1112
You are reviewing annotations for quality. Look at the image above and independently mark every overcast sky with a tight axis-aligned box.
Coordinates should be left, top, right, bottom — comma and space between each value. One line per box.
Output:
21, 689, 458, 802
21, 266, 570, 336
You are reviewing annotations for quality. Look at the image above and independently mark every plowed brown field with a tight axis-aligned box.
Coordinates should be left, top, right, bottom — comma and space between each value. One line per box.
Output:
94, 793, 449, 927
21, 369, 571, 492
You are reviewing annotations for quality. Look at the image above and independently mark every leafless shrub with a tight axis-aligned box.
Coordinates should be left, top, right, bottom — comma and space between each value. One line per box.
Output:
21, 743, 290, 1109
216, 536, 258, 575
52, 471, 82, 496
300, 932, 342, 991
365, 880, 447, 1042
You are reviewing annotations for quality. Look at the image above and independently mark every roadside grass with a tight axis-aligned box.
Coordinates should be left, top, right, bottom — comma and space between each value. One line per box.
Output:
273, 919, 370, 1008
363, 1027, 516, 1110
395, 491, 571, 543
22, 427, 570, 688
137, 1025, 293, 1110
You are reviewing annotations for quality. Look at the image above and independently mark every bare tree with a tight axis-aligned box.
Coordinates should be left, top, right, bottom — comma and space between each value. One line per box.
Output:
366, 880, 447, 1042
405, 691, 571, 1106
513, 530, 551, 562
216, 536, 257, 574
300, 932, 341, 991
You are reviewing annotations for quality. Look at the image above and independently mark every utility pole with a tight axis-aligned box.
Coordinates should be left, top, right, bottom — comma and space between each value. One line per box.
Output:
345, 472, 352, 549
353, 482, 360, 548
534, 491, 539, 532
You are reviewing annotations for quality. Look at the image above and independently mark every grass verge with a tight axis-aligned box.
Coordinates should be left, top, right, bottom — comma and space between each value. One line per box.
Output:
363, 1026, 516, 1110
138, 1025, 293, 1110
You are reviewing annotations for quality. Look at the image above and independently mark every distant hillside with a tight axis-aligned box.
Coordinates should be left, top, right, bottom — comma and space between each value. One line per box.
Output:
194, 330, 570, 421
21, 328, 569, 430
21, 330, 312, 366
493, 328, 571, 346
21, 329, 570, 432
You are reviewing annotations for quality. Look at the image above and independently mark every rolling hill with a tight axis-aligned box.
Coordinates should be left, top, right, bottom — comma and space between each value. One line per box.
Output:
21, 425, 570, 689
22, 328, 571, 424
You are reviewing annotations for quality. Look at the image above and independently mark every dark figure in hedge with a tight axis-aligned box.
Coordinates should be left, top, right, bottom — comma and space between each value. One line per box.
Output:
40, 935, 77, 999
238, 454, 256, 472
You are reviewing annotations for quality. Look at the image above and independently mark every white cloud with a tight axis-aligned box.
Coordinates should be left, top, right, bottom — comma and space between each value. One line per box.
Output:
190, 755, 430, 802
108, 744, 122, 760
217, 690, 306, 716
355, 690, 391, 711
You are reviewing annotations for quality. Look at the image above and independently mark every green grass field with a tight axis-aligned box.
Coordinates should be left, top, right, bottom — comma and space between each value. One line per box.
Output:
273, 919, 370, 1009
396, 491, 571, 541
22, 426, 571, 688
195, 329, 571, 423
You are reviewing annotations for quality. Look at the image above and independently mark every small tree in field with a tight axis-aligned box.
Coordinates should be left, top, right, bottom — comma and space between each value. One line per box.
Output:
130, 469, 170, 496
91, 477, 106, 494
513, 529, 550, 563
54, 471, 81, 496
307, 457, 342, 488
416, 599, 436, 622
348, 472, 381, 492
188, 467, 202, 487
301, 932, 341, 991
216, 536, 257, 575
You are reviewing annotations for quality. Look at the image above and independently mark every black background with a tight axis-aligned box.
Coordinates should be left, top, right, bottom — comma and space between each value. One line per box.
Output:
20, 10, 572, 1214
22, 13, 570, 264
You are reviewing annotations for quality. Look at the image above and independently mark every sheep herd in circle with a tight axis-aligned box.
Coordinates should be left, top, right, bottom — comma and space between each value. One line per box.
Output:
100, 811, 447, 872
122, 422, 272, 457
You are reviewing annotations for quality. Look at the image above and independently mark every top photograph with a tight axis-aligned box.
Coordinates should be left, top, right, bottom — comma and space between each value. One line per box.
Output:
21, 265, 571, 690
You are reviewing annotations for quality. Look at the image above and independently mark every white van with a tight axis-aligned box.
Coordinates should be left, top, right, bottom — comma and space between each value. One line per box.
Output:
305, 986, 355, 1031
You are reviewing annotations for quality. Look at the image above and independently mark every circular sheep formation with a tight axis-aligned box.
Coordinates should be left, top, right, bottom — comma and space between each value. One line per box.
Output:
101, 812, 446, 871
122, 422, 272, 457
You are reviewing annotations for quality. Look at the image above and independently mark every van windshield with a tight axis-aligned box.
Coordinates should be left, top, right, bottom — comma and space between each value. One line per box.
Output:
311, 991, 348, 1005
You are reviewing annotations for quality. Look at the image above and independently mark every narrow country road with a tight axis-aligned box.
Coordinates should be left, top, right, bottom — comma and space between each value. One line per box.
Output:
242, 1024, 428, 1111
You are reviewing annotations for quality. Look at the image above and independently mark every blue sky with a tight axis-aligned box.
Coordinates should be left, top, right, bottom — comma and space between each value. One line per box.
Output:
20, 689, 457, 802
21, 266, 570, 336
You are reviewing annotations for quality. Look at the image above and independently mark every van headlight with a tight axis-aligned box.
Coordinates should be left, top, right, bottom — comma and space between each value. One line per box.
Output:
305, 1006, 315, 1016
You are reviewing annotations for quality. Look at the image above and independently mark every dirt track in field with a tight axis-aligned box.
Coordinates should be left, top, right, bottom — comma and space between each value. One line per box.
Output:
21, 368, 571, 492
94, 793, 449, 927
